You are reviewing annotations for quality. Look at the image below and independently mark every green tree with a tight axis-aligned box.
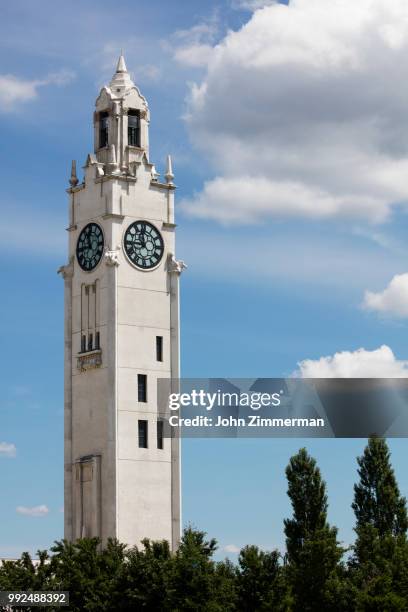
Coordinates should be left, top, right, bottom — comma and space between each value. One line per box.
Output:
284, 448, 345, 611
49, 537, 127, 611
121, 538, 173, 610
235, 545, 287, 611
351, 436, 408, 610
352, 435, 407, 539
168, 526, 236, 611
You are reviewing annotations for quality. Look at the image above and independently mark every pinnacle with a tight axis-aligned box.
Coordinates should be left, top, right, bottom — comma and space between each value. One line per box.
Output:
116, 53, 128, 74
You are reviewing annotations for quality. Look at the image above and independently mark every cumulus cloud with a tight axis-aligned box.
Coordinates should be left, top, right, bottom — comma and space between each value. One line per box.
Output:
181, 0, 408, 223
298, 345, 408, 378
0, 442, 16, 458
363, 273, 408, 317
0, 70, 75, 112
16, 505, 49, 518
183, 176, 384, 223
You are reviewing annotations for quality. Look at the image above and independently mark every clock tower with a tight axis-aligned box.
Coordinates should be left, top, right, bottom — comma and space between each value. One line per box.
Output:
58, 55, 184, 550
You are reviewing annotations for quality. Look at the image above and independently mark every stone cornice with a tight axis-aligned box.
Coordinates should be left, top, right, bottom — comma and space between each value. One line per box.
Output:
95, 174, 137, 184
66, 183, 85, 194
150, 181, 176, 191
102, 213, 125, 221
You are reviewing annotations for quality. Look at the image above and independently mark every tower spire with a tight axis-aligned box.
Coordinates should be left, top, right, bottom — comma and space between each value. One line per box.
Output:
116, 52, 127, 74
109, 51, 134, 94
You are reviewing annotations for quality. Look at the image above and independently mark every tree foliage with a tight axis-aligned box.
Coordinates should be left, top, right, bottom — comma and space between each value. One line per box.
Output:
1, 438, 407, 611
284, 447, 345, 611
352, 435, 407, 538
350, 436, 408, 610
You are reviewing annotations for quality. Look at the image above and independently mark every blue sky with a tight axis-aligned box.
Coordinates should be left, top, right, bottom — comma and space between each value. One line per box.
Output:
1, 0, 408, 559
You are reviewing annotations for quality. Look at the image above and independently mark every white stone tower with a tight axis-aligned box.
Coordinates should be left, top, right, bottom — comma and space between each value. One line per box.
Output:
58, 55, 184, 550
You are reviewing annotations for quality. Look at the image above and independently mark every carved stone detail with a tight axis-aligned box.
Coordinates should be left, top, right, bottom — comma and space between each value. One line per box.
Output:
58, 256, 74, 279
77, 350, 102, 372
104, 249, 120, 267
168, 253, 187, 274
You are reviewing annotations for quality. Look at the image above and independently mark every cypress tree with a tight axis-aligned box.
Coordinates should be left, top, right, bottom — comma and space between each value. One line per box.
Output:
351, 436, 408, 609
284, 448, 344, 611
352, 435, 407, 538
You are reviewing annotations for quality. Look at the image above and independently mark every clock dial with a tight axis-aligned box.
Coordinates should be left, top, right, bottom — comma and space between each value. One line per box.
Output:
124, 221, 164, 269
76, 223, 104, 271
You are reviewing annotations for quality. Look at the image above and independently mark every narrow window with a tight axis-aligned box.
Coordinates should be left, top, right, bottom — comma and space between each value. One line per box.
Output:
156, 336, 163, 362
128, 110, 140, 147
99, 112, 109, 148
138, 420, 148, 448
88, 333, 93, 352
157, 420, 164, 450
138, 374, 147, 402
81, 335, 86, 353
95, 331, 100, 350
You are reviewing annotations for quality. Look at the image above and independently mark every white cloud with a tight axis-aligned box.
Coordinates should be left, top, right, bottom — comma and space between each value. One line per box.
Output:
0, 76, 39, 108
181, 176, 385, 223
363, 273, 408, 317
0, 70, 75, 112
16, 505, 49, 518
223, 543, 240, 553
231, 0, 278, 10
0, 442, 16, 458
182, 0, 408, 223
298, 345, 408, 378
170, 18, 219, 68
173, 44, 215, 68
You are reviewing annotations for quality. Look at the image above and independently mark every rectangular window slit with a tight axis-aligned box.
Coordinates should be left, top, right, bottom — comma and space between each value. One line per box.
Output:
157, 420, 164, 450
156, 336, 163, 362
99, 111, 109, 148
128, 110, 140, 147
138, 374, 147, 403
138, 420, 148, 449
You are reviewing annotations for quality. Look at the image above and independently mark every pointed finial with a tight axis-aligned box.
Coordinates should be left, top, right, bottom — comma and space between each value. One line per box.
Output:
165, 155, 174, 185
116, 52, 127, 73
110, 52, 134, 93
69, 160, 79, 187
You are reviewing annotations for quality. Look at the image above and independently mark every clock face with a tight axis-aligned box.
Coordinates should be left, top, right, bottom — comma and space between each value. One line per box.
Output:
124, 221, 164, 269
76, 223, 104, 271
